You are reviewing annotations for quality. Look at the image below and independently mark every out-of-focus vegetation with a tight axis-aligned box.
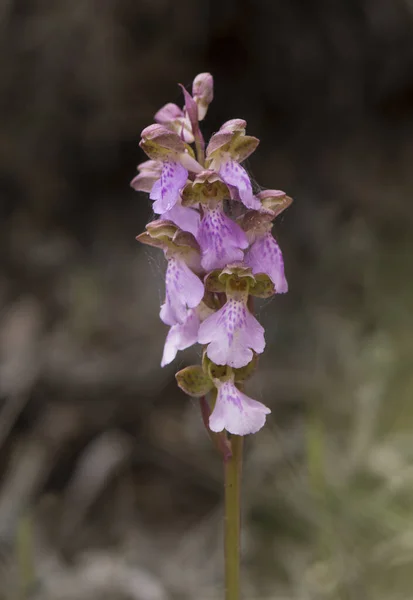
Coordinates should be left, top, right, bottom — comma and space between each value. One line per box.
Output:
1, 1, 413, 598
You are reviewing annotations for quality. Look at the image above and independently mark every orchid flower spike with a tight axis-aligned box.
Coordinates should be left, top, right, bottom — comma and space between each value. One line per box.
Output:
133, 72, 293, 438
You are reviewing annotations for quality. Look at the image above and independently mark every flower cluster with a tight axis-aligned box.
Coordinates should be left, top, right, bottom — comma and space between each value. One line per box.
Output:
133, 73, 292, 437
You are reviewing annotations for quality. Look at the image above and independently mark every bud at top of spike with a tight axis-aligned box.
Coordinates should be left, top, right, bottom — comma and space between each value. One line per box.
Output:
192, 72, 214, 120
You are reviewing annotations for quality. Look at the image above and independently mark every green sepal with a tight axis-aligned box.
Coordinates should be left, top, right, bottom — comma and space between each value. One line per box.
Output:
136, 232, 167, 250
138, 220, 201, 265
181, 171, 229, 207
233, 354, 258, 382
172, 230, 200, 251
139, 140, 173, 162
202, 352, 229, 381
219, 264, 254, 283
201, 290, 221, 310
230, 135, 260, 162
237, 211, 273, 235
258, 190, 293, 217
249, 273, 275, 298
175, 365, 214, 397
146, 219, 178, 239
205, 270, 226, 293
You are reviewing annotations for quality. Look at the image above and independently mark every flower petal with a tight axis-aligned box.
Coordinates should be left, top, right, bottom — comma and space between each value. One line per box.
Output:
161, 309, 200, 367
154, 102, 184, 123
160, 257, 204, 326
244, 310, 266, 354
244, 232, 288, 293
150, 161, 188, 214
154, 103, 194, 143
219, 159, 261, 210
198, 299, 265, 368
209, 379, 270, 435
197, 206, 248, 271
162, 200, 200, 237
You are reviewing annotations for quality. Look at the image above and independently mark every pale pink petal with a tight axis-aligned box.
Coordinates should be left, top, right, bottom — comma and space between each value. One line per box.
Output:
154, 102, 184, 123
160, 257, 204, 326
131, 160, 162, 192
197, 206, 248, 271
244, 232, 288, 293
178, 152, 203, 173
209, 379, 270, 435
162, 200, 200, 237
161, 309, 200, 367
154, 103, 194, 143
130, 172, 157, 193
244, 310, 266, 354
198, 299, 265, 368
219, 159, 261, 210
150, 161, 188, 214
197, 306, 222, 343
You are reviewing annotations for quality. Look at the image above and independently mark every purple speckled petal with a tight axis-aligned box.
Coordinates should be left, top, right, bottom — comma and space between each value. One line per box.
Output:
162, 200, 200, 237
150, 161, 188, 214
161, 308, 200, 367
219, 159, 261, 210
196, 206, 248, 271
244, 232, 288, 293
160, 257, 204, 326
209, 379, 271, 435
198, 298, 265, 368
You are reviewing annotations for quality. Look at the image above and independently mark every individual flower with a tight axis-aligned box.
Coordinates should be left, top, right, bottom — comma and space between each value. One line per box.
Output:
197, 202, 248, 271
160, 255, 204, 326
161, 308, 200, 367
240, 191, 292, 293
139, 124, 202, 215
198, 290, 265, 368
209, 375, 271, 435
137, 220, 204, 326
132, 160, 199, 235
206, 120, 261, 210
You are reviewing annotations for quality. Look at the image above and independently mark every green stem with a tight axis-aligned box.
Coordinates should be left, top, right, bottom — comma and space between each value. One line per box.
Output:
224, 434, 243, 600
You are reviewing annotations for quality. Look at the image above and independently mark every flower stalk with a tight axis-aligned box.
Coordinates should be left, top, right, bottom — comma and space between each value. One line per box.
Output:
224, 434, 243, 600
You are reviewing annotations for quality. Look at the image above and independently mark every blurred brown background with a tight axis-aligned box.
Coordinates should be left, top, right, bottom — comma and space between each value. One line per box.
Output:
1, 1, 413, 599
